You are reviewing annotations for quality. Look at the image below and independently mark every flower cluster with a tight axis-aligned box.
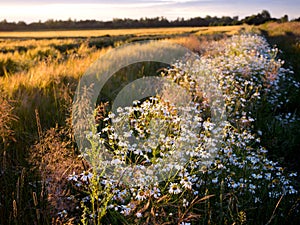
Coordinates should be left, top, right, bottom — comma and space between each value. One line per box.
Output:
67, 34, 299, 224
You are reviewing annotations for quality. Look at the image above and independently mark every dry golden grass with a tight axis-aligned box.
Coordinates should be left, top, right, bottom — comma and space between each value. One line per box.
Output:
0, 27, 199, 38
0, 38, 78, 49
0, 92, 17, 146
0, 45, 109, 94
0, 26, 245, 38
30, 125, 85, 222
168, 35, 222, 55
259, 22, 300, 36
194, 25, 246, 35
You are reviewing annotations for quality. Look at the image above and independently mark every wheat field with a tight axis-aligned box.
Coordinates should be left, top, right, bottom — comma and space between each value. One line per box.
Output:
0, 25, 244, 38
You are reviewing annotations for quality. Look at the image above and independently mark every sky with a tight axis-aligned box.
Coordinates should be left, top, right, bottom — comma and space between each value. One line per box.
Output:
0, 0, 299, 23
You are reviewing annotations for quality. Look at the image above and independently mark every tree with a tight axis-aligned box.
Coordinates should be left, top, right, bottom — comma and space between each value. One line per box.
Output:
261, 10, 271, 19
243, 10, 272, 25
0, 19, 7, 24
280, 15, 289, 23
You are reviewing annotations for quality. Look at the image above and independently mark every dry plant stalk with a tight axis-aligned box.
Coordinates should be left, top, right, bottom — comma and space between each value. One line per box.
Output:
29, 122, 85, 223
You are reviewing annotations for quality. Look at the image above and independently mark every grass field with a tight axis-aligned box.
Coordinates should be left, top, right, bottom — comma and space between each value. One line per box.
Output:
0, 23, 299, 225
0, 25, 244, 38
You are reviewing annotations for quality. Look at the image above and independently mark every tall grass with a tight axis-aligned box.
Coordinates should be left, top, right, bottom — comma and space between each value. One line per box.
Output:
0, 31, 210, 224
0, 38, 111, 224
257, 22, 300, 173
0, 26, 239, 38
0, 24, 299, 224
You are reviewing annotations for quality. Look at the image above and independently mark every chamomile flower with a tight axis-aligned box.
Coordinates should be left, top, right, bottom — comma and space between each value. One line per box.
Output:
80, 171, 93, 182
68, 172, 78, 182
136, 190, 147, 201
180, 175, 193, 190
169, 183, 182, 194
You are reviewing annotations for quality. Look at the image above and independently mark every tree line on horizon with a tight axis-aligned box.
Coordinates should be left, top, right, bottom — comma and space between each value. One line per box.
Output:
0, 10, 297, 31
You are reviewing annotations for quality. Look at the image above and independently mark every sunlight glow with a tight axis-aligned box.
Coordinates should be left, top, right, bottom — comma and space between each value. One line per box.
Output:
0, 3, 171, 22
0, 1, 299, 23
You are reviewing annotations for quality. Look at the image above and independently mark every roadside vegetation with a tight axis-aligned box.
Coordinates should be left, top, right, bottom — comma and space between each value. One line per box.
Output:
0, 22, 299, 224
